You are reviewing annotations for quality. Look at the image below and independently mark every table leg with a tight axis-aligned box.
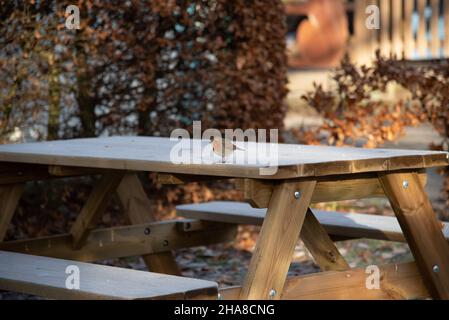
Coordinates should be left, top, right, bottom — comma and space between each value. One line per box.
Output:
116, 174, 180, 275
239, 180, 316, 300
70, 172, 125, 249
379, 171, 449, 299
301, 208, 350, 271
0, 184, 24, 241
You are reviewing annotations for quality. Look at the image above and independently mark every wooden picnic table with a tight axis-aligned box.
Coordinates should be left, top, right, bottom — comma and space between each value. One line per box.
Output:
0, 136, 448, 300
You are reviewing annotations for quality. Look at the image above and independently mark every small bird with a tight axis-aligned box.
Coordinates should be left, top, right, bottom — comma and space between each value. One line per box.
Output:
210, 136, 244, 163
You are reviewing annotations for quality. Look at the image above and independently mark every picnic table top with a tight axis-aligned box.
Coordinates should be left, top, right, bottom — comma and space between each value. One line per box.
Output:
0, 136, 447, 179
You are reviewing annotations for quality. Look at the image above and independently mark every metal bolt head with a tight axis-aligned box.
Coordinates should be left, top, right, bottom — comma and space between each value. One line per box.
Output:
402, 180, 409, 189
294, 191, 301, 199
268, 289, 276, 299
433, 265, 440, 273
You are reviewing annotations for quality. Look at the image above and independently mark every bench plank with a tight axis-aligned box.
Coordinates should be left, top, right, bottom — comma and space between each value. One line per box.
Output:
0, 251, 217, 300
176, 201, 449, 243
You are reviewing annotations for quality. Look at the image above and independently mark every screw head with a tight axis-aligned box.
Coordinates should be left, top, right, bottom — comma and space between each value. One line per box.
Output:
294, 191, 301, 199
433, 265, 440, 273
268, 289, 276, 299
402, 180, 409, 189
144, 227, 151, 235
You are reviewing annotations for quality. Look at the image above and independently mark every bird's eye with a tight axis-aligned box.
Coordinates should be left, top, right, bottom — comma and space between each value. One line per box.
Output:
209, 137, 214, 142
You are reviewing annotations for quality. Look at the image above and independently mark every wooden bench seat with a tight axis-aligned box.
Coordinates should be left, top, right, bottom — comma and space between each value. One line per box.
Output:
0, 251, 217, 300
176, 201, 449, 243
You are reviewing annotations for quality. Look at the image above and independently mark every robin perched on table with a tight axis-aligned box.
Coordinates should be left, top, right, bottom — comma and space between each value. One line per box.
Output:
210, 136, 244, 163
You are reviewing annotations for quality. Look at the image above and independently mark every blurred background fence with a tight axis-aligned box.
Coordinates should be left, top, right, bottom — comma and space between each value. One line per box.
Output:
351, 0, 449, 63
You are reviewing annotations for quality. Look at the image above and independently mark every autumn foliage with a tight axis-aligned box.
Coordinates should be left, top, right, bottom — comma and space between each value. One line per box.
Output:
0, 0, 287, 239
299, 52, 449, 212
0, 0, 287, 141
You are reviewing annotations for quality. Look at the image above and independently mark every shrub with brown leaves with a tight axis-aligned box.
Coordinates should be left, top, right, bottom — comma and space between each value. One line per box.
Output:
299, 51, 449, 213
1, 0, 288, 239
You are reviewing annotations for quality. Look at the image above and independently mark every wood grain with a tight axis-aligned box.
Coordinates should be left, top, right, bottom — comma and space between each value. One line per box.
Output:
0, 184, 24, 241
0, 251, 217, 300
48, 165, 107, 177
176, 201, 449, 243
220, 262, 429, 300
379, 172, 449, 299
238, 172, 427, 208
156, 173, 225, 184
239, 180, 316, 300
0, 137, 446, 179
1, 220, 237, 262
238, 178, 274, 208
71, 172, 124, 249
116, 174, 180, 275
301, 209, 350, 271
